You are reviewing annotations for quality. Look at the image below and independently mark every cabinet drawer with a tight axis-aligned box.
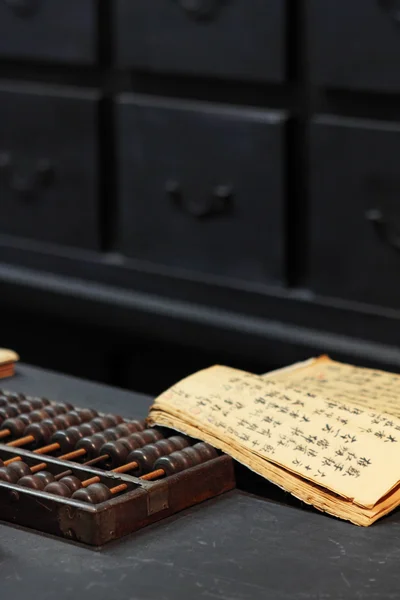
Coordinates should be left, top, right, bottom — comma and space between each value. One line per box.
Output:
0, 84, 99, 250
0, 0, 97, 64
309, 0, 400, 92
116, 95, 286, 286
115, 0, 285, 83
308, 116, 400, 308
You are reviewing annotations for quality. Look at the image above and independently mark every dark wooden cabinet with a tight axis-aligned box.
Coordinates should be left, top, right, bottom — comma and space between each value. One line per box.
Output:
309, 0, 400, 91
308, 116, 400, 308
1, 2, 400, 389
115, 0, 285, 82
117, 95, 286, 285
0, 0, 97, 64
0, 83, 99, 250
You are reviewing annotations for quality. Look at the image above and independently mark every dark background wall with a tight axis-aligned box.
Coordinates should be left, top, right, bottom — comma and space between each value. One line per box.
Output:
1, 0, 400, 396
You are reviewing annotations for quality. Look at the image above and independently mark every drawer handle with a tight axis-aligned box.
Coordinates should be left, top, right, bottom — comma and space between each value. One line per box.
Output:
3, 0, 39, 17
365, 208, 400, 253
377, 0, 400, 24
166, 180, 233, 218
175, 0, 224, 21
0, 153, 54, 199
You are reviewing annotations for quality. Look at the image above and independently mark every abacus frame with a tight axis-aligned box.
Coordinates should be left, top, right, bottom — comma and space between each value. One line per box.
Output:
0, 443, 235, 546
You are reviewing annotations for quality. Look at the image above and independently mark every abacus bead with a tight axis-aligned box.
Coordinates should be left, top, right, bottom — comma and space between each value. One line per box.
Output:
50, 429, 82, 453
35, 471, 55, 487
58, 476, 82, 494
76, 430, 117, 459
18, 474, 44, 490
55, 412, 81, 429
79, 421, 102, 436
19, 472, 55, 490
193, 442, 218, 462
153, 446, 200, 476
0, 395, 12, 407
91, 415, 118, 430
42, 406, 57, 418
44, 481, 72, 497
101, 429, 163, 468
5, 392, 25, 403
0, 466, 19, 483
19, 400, 38, 413
100, 440, 130, 467
25, 421, 57, 446
48, 403, 73, 416
0, 405, 20, 421
76, 408, 98, 421
24, 409, 49, 423
115, 421, 145, 437
72, 483, 112, 504
7, 461, 32, 479
27, 395, 50, 406
2, 417, 26, 438
128, 436, 190, 475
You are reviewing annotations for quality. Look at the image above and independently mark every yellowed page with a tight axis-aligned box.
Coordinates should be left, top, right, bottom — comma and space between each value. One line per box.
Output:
150, 408, 400, 526
0, 349, 19, 365
149, 365, 400, 511
263, 356, 400, 418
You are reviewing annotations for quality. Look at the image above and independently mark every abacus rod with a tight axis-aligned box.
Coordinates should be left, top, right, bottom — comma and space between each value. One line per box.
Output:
7, 435, 34, 448
34, 443, 60, 455
140, 468, 165, 481
80, 459, 140, 487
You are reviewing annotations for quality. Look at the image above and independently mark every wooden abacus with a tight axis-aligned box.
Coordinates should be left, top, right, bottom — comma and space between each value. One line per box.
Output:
0, 390, 235, 546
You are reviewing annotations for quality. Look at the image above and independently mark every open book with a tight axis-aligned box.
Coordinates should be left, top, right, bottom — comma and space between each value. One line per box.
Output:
148, 356, 400, 526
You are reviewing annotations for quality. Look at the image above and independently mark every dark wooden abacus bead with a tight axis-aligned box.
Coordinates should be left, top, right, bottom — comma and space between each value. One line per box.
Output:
18, 471, 55, 490
52, 412, 81, 429
23, 421, 58, 448
44, 481, 73, 497
58, 476, 82, 494
72, 483, 112, 504
2, 392, 25, 403
152, 442, 218, 477
100, 428, 164, 468
0, 466, 19, 483
0, 395, 16, 407
7, 461, 32, 480
91, 414, 122, 430
18, 398, 48, 413
126, 436, 191, 476
50, 422, 101, 454
0, 404, 21, 422
78, 421, 104, 436
1, 410, 48, 438
44, 476, 83, 498
75, 430, 120, 460
114, 421, 145, 437
76, 408, 99, 421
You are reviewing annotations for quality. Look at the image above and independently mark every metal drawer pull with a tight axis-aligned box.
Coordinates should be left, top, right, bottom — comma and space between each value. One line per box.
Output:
0, 153, 54, 199
166, 180, 233, 218
377, 0, 400, 24
3, 0, 39, 17
365, 208, 400, 253
175, 0, 224, 21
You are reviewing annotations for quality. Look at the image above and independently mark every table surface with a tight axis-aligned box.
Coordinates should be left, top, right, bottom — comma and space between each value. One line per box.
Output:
1, 364, 399, 600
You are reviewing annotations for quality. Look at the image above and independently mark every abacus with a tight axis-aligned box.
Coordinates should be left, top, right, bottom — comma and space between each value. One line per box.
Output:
0, 390, 235, 546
